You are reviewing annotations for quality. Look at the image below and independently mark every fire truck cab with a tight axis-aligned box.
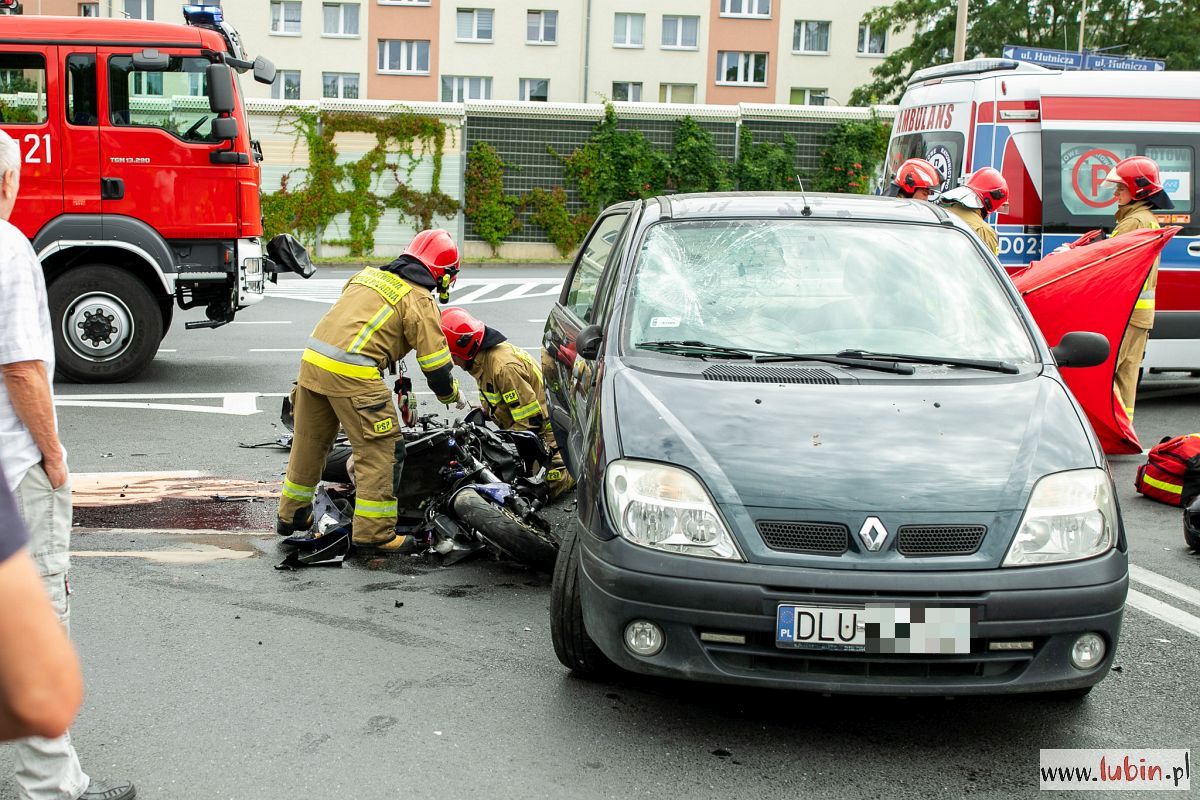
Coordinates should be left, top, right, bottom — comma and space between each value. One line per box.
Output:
884, 59, 1200, 372
0, 7, 293, 382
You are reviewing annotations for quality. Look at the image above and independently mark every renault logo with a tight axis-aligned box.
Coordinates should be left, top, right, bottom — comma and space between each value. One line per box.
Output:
858, 517, 890, 551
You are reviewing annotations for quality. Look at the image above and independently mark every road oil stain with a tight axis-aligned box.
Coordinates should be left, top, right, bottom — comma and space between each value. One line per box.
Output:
71, 471, 278, 532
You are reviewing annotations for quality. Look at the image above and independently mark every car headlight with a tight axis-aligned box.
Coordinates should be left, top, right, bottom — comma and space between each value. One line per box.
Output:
604, 460, 742, 561
1003, 469, 1117, 567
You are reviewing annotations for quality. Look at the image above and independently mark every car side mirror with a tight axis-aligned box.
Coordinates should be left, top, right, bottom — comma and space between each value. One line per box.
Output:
211, 116, 238, 141
1051, 331, 1110, 368
576, 324, 603, 361
207, 63, 236, 114
132, 49, 171, 71
252, 56, 277, 85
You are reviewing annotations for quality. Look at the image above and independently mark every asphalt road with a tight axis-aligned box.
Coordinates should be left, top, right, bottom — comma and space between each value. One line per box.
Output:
2, 267, 1197, 799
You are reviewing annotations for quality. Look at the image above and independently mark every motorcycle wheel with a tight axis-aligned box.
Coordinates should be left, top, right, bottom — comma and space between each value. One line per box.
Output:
451, 490, 559, 572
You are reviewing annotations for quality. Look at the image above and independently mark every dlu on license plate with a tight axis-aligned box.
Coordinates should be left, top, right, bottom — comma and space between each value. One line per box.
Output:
775, 603, 973, 654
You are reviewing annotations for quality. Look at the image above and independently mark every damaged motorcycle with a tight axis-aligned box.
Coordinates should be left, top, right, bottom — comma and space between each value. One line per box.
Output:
279, 399, 562, 572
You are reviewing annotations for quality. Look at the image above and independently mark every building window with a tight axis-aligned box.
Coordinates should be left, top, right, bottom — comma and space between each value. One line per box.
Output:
519, 77, 548, 101
79, 2, 100, 15
322, 3, 359, 36
322, 72, 359, 98
377, 39, 430, 74
858, 24, 886, 55
790, 87, 828, 105
123, 0, 153, 18
456, 8, 494, 42
270, 1, 302, 34
271, 69, 301, 99
658, 83, 695, 103
440, 75, 491, 101
613, 13, 644, 48
378, 0, 431, 4
719, 0, 769, 18
661, 15, 698, 49
716, 51, 767, 85
793, 20, 830, 54
612, 81, 642, 101
527, 10, 557, 44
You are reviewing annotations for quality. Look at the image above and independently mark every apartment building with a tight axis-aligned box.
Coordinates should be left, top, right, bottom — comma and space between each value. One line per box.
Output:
28, 0, 905, 105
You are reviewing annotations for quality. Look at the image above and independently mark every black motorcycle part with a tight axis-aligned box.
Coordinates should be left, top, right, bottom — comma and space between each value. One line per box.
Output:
275, 531, 350, 569
451, 489, 559, 572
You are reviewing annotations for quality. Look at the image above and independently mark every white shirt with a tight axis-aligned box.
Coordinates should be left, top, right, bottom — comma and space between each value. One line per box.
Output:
0, 218, 59, 489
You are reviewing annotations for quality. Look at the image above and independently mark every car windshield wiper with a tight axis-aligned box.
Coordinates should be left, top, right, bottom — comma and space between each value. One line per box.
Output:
835, 349, 1021, 375
635, 340, 755, 360
749, 351, 915, 375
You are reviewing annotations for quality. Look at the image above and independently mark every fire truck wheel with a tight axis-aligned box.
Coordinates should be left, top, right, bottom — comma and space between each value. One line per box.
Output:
49, 265, 163, 383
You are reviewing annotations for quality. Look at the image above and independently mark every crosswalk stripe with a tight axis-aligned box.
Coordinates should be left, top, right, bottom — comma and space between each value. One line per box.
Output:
1126, 589, 1200, 639
1129, 565, 1200, 609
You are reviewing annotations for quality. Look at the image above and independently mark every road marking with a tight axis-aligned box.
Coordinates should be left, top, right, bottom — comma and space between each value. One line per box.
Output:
1130, 565, 1200, 608
249, 348, 304, 352
267, 277, 563, 306
73, 549, 254, 563
1126, 589, 1200, 638
528, 319, 544, 323
157, 349, 177, 353
231, 320, 292, 325
56, 392, 287, 416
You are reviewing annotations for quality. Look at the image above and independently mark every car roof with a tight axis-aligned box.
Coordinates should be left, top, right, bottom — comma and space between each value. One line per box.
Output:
647, 192, 951, 226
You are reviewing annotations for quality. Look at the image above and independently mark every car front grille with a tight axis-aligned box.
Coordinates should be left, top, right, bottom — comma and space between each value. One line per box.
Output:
758, 521, 849, 555
897, 525, 987, 556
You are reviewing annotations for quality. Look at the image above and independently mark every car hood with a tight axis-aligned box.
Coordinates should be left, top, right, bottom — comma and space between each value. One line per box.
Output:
612, 365, 1098, 513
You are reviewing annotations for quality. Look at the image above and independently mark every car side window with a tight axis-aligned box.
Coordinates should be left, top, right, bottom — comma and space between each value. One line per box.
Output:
65, 54, 97, 127
589, 212, 633, 325
564, 213, 627, 321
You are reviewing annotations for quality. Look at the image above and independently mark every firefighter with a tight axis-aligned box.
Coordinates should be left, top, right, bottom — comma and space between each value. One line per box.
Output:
1101, 155, 1173, 421
276, 229, 466, 551
938, 167, 1009, 255
440, 307, 575, 501
884, 157, 944, 200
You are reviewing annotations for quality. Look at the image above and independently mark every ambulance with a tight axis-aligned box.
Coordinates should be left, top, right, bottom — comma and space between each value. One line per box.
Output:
883, 58, 1200, 371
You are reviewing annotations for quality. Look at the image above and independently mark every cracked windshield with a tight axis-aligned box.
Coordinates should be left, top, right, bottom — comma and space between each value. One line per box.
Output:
629, 219, 1037, 363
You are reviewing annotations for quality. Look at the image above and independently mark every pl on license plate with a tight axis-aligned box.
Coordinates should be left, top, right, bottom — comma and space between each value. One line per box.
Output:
775, 603, 972, 654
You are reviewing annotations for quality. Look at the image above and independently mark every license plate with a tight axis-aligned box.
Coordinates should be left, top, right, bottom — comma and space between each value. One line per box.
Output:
776, 604, 866, 651
776, 603, 973, 654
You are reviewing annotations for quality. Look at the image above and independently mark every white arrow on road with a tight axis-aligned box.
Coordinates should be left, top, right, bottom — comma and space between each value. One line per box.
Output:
55, 392, 288, 416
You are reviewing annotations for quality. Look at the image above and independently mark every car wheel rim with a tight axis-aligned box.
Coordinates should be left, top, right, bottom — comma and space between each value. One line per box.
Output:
63, 292, 134, 362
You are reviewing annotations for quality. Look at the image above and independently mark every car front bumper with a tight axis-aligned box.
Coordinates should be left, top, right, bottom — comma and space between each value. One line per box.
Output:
577, 533, 1128, 696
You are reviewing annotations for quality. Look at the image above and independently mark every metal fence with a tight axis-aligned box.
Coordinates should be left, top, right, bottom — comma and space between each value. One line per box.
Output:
245, 98, 896, 258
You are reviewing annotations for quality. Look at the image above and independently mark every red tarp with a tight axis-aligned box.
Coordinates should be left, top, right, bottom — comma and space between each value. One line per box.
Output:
1012, 227, 1179, 455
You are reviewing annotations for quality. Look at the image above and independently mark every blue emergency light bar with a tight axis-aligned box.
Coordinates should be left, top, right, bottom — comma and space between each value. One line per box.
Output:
182, 5, 223, 27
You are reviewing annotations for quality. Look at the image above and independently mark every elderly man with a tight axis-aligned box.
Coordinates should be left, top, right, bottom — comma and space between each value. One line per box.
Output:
0, 130, 135, 800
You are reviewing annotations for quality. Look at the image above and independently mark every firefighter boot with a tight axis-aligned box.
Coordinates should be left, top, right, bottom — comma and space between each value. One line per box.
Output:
278, 386, 341, 535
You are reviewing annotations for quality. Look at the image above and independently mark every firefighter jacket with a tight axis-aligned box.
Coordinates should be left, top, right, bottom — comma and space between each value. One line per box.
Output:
1112, 200, 1160, 330
467, 335, 549, 432
945, 203, 999, 255
298, 266, 459, 402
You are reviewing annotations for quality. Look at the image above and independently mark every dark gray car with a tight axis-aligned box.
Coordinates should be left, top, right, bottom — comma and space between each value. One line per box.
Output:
542, 192, 1127, 697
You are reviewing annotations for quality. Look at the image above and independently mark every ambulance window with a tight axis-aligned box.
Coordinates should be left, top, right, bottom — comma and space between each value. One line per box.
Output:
0, 53, 48, 125
882, 132, 963, 193
107, 55, 216, 143
66, 55, 97, 127
1145, 146, 1193, 213
1058, 142, 1137, 216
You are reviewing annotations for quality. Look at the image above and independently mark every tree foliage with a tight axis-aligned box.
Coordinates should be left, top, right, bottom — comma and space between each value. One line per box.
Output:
850, 0, 1200, 105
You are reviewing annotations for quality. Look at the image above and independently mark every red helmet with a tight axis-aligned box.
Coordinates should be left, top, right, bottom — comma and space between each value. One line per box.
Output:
963, 168, 1009, 214
1101, 156, 1174, 208
440, 307, 485, 362
405, 229, 460, 283
891, 158, 943, 196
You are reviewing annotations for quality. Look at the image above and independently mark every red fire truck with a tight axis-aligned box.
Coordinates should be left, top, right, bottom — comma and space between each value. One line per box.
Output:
0, 7, 308, 382
884, 59, 1200, 373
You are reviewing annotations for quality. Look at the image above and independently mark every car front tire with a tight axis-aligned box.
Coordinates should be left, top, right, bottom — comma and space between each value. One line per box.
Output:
550, 524, 616, 678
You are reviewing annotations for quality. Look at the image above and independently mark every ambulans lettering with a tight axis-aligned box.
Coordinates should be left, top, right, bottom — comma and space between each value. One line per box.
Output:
895, 104, 955, 135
